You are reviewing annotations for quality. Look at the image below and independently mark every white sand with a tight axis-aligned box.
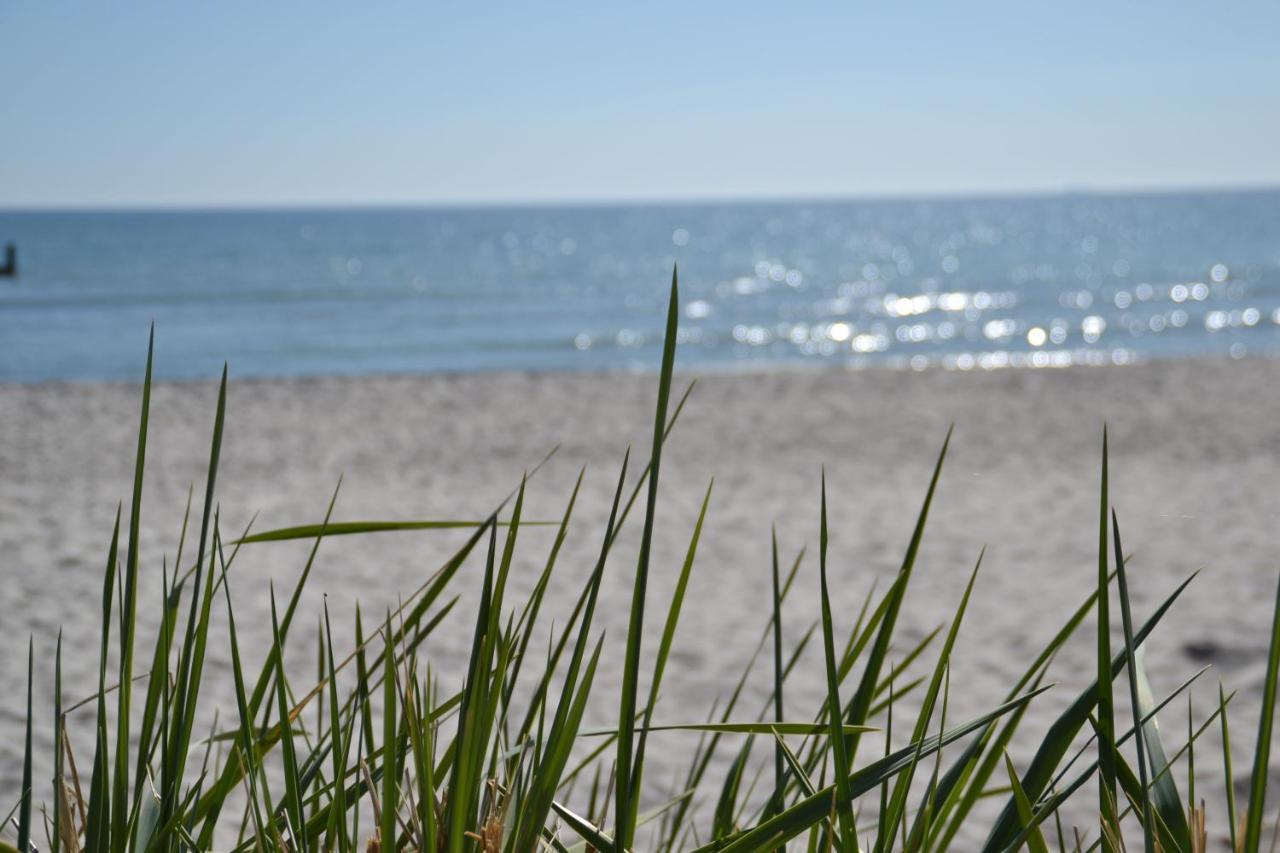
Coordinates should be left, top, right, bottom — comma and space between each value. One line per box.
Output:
3, 357, 1279, 846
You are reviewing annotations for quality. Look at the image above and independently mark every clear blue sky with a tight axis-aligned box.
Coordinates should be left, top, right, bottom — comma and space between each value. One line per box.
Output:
3, 2, 1278, 207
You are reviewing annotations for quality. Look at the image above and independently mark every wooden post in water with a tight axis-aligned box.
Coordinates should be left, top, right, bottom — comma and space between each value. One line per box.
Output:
0, 243, 15, 277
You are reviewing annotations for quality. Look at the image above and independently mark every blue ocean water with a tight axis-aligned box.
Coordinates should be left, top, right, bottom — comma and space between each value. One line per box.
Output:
1, 191, 1278, 383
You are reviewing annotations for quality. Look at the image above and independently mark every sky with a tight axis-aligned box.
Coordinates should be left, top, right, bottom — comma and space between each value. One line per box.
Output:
3, 2, 1279, 208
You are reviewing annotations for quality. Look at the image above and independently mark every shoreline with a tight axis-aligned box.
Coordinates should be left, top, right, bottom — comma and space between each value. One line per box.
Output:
2, 344, 1271, 391
4, 353, 1279, 841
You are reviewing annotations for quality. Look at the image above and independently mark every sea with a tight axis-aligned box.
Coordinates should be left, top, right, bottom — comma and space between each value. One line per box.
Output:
1, 189, 1278, 383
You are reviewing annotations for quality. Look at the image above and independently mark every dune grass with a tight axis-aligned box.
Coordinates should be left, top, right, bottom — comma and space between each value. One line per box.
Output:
4, 266, 1280, 851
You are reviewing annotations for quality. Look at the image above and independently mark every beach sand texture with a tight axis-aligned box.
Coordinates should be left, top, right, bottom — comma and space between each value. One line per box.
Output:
3, 356, 1279, 845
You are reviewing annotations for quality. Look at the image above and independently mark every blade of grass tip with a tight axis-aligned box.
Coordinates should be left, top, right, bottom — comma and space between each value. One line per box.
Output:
163, 363, 226, 827
818, 471, 856, 851
409, 675, 437, 853
615, 265, 679, 850
1097, 428, 1119, 850
86, 507, 121, 853
1246, 565, 1280, 852
1221, 684, 1238, 852
18, 637, 33, 853
1003, 752, 1050, 853
771, 526, 785, 826
380, 614, 399, 852
1112, 510, 1153, 853
111, 324, 152, 853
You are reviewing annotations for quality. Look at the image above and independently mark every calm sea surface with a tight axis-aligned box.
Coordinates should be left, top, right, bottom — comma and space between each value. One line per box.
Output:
1, 191, 1278, 382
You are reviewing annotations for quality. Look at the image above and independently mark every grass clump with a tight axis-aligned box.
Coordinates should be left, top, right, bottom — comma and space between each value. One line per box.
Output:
4, 266, 1280, 852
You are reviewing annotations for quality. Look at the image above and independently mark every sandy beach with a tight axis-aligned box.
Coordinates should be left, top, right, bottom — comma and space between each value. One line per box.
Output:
4, 356, 1280, 844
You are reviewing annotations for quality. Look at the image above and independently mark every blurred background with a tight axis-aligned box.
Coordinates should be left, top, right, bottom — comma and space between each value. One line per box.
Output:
1, 2, 1278, 381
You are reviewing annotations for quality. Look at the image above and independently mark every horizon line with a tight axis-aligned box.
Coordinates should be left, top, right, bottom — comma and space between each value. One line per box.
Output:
2, 181, 1279, 215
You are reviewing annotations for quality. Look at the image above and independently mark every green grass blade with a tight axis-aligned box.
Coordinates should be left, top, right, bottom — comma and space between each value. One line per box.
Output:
615, 265, 679, 849
883, 550, 982, 844
52, 630, 63, 853
162, 364, 226, 829
817, 471, 856, 851
1111, 510, 1154, 852
1003, 752, 1049, 853
1221, 683, 1238, 851
713, 738, 753, 839
631, 479, 713, 810
18, 638, 33, 853
981, 570, 1197, 851
85, 507, 121, 853
552, 800, 615, 853
216, 532, 268, 848
582, 722, 876, 738
1132, 647, 1191, 851
770, 527, 785, 827
236, 519, 547, 543
1245, 566, 1280, 851
1096, 427, 1118, 850
111, 324, 152, 853
269, 588, 306, 851
703, 686, 1054, 853
380, 614, 400, 851
842, 427, 952, 765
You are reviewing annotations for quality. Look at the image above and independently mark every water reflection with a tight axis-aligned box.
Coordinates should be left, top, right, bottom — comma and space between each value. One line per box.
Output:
0, 191, 1277, 380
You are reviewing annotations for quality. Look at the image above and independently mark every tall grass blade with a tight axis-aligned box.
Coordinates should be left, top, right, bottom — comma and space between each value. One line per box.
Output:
842, 428, 952, 766
818, 471, 856, 851
632, 479, 713, 813
615, 265, 679, 849
18, 638, 33, 853
1245, 565, 1280, 851
1133, 647, 1191, 851
703, 686, 1053, 853
982, 570, 1197, 851
1221, 683, 1239, 851
1112, 510, 1154, 852
111, 324, 152, 853
85, 508, 121, 853
770, 526, 785, 829
52, 630, 63, 853
1096, 428, 1118, 850
1003, 752, 1049, 853
162, 364, 226, 831
380, 613, 400, 851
